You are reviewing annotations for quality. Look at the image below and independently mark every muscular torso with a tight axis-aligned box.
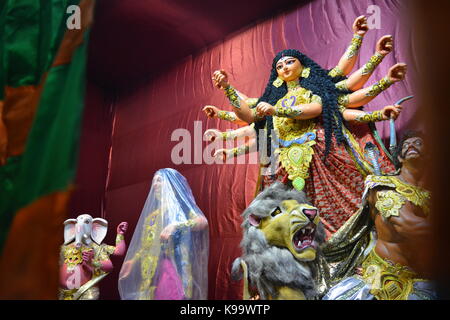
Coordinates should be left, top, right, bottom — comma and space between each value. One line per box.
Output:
369, 187, 432, 277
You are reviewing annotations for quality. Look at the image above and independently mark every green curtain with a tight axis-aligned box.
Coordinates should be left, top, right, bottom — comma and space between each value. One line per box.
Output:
0, 0, 89, 252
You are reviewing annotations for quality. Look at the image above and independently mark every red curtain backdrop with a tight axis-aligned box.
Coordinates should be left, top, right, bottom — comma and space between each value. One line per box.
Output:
70, 81, 113, 217
74, 0, 416, 299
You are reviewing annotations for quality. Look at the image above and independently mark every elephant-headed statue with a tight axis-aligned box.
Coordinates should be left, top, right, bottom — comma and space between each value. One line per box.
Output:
59, 214, 128, 300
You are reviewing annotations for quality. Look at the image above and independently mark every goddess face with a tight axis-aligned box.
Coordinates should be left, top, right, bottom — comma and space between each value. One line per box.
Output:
276, 56, 302, 82
153, 175, 163, 199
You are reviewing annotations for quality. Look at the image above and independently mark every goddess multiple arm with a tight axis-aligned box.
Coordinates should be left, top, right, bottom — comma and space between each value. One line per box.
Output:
337, 35, 394, 92
203, 125, 257, 160
207, 32, 405, 125
249, 61, 406, 121
201, 15, 407, 235
337, 63, 406, 109
329, 15, 369, 77
203, 16, 405, 163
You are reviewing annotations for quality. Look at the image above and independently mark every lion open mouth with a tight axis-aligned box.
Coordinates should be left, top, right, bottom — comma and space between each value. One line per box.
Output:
292, 223, 317, 251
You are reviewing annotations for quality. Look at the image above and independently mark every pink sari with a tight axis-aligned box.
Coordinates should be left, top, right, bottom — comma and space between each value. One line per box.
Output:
153, 258, 185, 300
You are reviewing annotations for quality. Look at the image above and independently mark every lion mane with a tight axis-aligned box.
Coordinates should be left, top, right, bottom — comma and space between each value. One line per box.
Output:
231, 182, 326, 300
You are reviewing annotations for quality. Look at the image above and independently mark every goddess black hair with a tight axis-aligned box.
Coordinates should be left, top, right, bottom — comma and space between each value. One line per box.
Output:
254, 49, 350, 160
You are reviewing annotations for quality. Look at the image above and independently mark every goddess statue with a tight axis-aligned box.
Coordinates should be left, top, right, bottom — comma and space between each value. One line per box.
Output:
203, 16, 406, 235
118, 169, 209, 300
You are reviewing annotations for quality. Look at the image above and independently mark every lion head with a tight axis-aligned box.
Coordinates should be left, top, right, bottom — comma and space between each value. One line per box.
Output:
250, 199, 320, 261
232, 182, 326, 300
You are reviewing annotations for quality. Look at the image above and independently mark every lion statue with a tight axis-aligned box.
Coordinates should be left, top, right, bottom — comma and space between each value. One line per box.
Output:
231, 182, 327, 300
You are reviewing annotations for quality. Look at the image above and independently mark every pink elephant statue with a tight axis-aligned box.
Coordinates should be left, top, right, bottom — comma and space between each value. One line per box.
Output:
59, 214, 128, 300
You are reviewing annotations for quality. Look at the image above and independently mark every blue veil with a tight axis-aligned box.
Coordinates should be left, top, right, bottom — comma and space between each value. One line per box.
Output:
118, 168, 209, 300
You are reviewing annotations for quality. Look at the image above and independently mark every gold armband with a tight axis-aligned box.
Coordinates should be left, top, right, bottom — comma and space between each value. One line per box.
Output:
245, 98, 258, 108
230, 145, 250, 157
311, 94, 322, 105
337, 94, 350, 107
335, 79, 349, 91
361, 52, 384, 75
177, 219, 196, 231
366, 77, 393, 97
328, 66, 344, 78
345, 34, 363, 59
217, 110, 237, 122
116, 234, 124, 244
355, 110, 384, 123
224, 85, 241, 109
251, 108, 265, 121
275, 106, 303, 118
221, 130, 238, 140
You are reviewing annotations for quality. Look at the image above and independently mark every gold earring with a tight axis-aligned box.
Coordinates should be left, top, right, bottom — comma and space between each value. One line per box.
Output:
273, 77, 284, 88
301, 68, 310, 78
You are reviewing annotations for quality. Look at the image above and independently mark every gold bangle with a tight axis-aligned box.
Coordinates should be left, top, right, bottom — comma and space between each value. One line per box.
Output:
365, 77, 393, 97
355, 110, 384, 123
251, 108, 265, 121
221, 131, 238, 140
177, 219, 196, 231
337, 94, 350, 107
328, 66, 344, 78
274, 106, 303, 118
217, 110, 237, 122
224, 85, 241, 109
345, 34, 363, 59
335, 79, 349, 91
245, 98, 258, 107
231, 145, 250, 157
361, 52, 384, 75
116, 234, 124, 244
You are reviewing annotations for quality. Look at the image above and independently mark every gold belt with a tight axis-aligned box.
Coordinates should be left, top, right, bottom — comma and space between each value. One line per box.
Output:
59, 286, 100, 300
362, 249, 427, 300
59, 288, 78, 300
59, 273, 107, 300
